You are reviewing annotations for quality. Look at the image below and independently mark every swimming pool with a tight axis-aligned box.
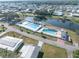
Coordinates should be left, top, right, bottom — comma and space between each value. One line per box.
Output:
17, 21, 42, 31
39, 28, 57, 37
26, 23, 38, 29
25, 23, 41, 31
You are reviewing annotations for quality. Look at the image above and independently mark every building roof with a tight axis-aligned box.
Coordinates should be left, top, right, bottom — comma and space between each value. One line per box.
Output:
20, 45, 40, 58
31, 46, 40, 58
54, 11, 64, 16
0, 36, 23, 51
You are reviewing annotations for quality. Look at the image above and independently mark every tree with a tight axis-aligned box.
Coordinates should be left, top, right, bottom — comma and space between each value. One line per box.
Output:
0, 48, 20, 58
73, 50, 79, 58
33, 15, 47, 22
1, 25, 5, 32
3, 12, 19, 21
33, 9, 50, 16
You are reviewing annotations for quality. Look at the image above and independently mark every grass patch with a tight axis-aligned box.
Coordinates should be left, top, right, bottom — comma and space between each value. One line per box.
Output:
75, 20, 79, 23
41, 44, 67, 58
73, 19, 79, 24
51, 16, 63, 19
71, 17, 79, 24
66, 29, 79, 43
65, 17, 79, 24
2, 32, 38, 45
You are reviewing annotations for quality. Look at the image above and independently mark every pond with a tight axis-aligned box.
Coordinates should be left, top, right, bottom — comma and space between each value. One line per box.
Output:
46, 18, 79, 31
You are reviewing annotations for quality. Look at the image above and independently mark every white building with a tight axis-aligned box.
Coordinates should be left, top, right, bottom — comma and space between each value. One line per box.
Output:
76, 9, 79, 13
20, 45, 40, 58
53, 10, 64, 16
0, 36, 23, 51
70, 13, 79, 17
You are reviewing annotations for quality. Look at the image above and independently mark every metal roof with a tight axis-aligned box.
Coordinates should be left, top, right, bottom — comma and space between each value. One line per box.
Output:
0, 36, 23, 51
20, 45, 40, 58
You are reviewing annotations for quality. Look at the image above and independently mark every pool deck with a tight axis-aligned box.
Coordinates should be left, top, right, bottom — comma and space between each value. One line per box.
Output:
17, 21, 63, 38
38, 27, 62, 38
56, 31, 62, 38
16, 21, 42, 31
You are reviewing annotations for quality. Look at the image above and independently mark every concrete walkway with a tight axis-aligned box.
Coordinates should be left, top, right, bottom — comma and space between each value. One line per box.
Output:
67, 50, 73, 58
37, 41, 44, 49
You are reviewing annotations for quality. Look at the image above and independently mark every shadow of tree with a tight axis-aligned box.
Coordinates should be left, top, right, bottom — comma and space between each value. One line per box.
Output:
37, 51, 44, 58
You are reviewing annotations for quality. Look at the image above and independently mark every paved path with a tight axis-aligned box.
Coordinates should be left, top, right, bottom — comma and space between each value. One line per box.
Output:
67, 50, 73, 58
37, 41, 44, 49
0, 23, 79, 58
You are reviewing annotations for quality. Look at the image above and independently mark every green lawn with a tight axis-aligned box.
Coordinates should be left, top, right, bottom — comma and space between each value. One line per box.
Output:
41, 44, 67, 58
74, 20, 79, 24
0, 27, 3, 30
64, 16, 79, 24
66, 29, 79, 43
72, 19, 79, 24
68, 17, 79, 24
3, 32, 38, 45
51, 16, 63, 19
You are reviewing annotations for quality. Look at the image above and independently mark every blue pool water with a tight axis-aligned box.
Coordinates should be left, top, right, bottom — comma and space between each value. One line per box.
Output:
42, 28, 57, 36
26, 23, 40, 29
